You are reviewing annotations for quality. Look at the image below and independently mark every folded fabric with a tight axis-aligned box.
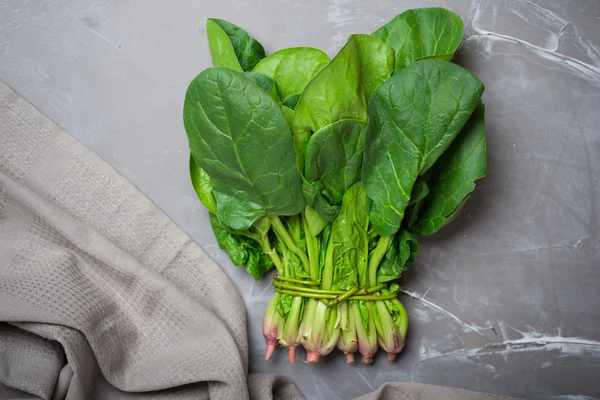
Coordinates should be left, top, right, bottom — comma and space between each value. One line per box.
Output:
0, 79, 518, 400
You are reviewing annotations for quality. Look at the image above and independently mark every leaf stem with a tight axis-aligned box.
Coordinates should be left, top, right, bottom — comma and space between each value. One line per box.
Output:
274, 281, 385, 295
325, 287, 359, 307
262, 232, 283, 273
274, 288, 397, 301
275, 288, 337, 299
368, 235, 393, 287
271, 216, 311, 274
274, 275, 321, 286
302, 212, 320, 281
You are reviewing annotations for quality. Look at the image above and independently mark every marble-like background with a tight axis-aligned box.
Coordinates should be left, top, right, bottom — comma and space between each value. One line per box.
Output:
1, 1, 599, 399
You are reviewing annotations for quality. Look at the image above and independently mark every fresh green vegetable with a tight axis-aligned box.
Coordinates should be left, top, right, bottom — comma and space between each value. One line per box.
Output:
362, 60, 484, 236
253, 47, 329, 100
206, 19, 244, 72
189, 155, 217, 215
303, 119, 367, 222
184, 67, 305, 230
411, 103, 486, 235
243, 71, 279, 101
293, 36, 368, 175
352, 34, 395, 101
208, 18, 266, 71
183, 7, 488, 365
372, 7, 464, 71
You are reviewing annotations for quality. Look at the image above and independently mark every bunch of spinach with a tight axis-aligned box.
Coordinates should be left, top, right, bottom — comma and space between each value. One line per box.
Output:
183, 8, 486, 364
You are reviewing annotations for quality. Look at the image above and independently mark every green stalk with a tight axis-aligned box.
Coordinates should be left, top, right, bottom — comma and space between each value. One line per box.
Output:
302, 212, 320, 281
321, 233, 335, 290
352, 301, 378, 363
274, 282, 385, 295
263, 293, 280, 360
325, 287, 358, 307
368, 235, 392, 287
261, 230, 283, 273
271, 216, 311, 274
277, 239, 306, 363
275, 284, 347, 296
349, 293, 397, 301
274, 276, 321, 286
275, 288, 396, 300
383, 289, 408, 339
337, 301, 358, 363
275, 288, 337, 299
319, 305, 341, 355
301, 298, 319, 352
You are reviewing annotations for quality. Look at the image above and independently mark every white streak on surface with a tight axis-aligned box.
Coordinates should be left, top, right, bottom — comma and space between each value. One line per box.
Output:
400, 289, 484, 334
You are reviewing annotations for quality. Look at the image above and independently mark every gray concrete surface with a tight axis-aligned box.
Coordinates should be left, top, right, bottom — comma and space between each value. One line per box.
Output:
1, 1, 599, 399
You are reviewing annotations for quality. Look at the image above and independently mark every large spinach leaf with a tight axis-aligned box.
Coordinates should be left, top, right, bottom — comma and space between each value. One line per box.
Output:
209, 214, 274, 280
373, 8, 464, 71
303, 119, 366, 222
189, 154, 217, 215
253, 47, 329, 101
362, 59, 484, 236
324, 183, 368, 291
208, 19, 266, 71
292, 38, 367, 174
183, 67, 305, 230
411, 102, 486, 235
352, 34, 395, 102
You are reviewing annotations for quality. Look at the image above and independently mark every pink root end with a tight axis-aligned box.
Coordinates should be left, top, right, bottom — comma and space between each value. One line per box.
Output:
362, 355, 373, 364
288, 346, 297, 363
265, 343, 276, 360
345, 353, 355, 364
388, 352, 397, 362
306, 351, 320, 364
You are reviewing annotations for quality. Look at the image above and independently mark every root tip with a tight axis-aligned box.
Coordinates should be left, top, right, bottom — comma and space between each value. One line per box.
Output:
265, 343, 276, 360
345, 353, 355, 364
362, 355, 373, 364
388, 352, 397, 362
306, 351, 320, 364
288, 346, 296, 363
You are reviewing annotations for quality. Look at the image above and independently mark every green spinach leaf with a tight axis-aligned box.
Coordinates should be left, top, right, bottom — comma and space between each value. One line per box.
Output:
327, 183, 368, 291
408, 178, 429, 206
362, 60, 483, 235
208, 19, 266, 71
303, 119, 367, 222
209, 213, 273, 280
206, 19, 243, 71
282, 94, 301, 110
352, 34, 395, 102
398, 230, 419, 266
411, 102, 486, 235
377, 231, 419, 283
243, 71, 279, 101
184, 67, 305, 230
357, 300, 369, 331
276, 293, 294, 317
189, 154, 217, 215
373, 8, 464, 71
253, 47, 329, 100
293, 38, 367, 174
281, 105, 294, 127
